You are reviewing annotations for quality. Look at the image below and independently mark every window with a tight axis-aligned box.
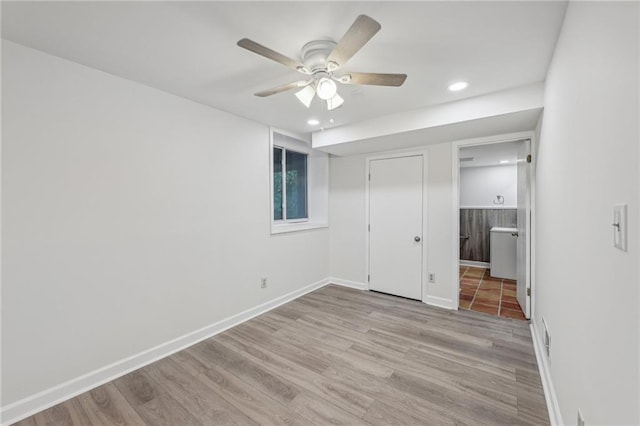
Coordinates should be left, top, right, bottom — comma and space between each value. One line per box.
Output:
273, 146, 308, 221
270, 129, 328, 234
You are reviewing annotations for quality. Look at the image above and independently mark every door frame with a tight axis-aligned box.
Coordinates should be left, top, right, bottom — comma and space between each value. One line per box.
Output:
365, 149, 429, 303
451, 131, 536, 317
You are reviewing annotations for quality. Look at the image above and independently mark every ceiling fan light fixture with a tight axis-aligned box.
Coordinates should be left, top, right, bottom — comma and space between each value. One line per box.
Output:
326, 93, 344, 111
238, 15, 406, 113
296, 66, 311, 75
327, 61, 340, 72
316, 77, 337, 100
295, 85, 316, 108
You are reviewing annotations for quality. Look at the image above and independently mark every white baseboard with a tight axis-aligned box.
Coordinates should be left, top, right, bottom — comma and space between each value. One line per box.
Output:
423, 295, 455, 310
329, 279, 454, 312
328, 277, 368, 290
1, 278, 331, 425
530, 321, 564, 426
460, 260, 490, 268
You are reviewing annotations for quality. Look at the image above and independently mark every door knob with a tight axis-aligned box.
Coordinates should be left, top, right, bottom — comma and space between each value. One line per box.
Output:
414, 236, 421, 242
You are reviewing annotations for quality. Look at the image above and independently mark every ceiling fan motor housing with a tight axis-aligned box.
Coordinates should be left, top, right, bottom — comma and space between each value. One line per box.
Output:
301, 40, 337, 74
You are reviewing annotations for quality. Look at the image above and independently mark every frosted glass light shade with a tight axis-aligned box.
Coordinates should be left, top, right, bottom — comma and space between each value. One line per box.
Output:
316, 78, 337, 100
326, 93, 344, 111
295, 85, 315, 108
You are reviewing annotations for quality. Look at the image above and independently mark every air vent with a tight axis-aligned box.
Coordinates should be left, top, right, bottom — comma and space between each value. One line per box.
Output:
460, 157, 474, 162
542, 317, 551, 358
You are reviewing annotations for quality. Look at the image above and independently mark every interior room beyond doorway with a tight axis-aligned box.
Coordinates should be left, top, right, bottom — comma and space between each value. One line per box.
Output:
459, 265, 525, 320
457, 139, 531, 320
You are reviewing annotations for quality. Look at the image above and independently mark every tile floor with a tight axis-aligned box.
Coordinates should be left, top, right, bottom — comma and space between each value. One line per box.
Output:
459, 265, 526, 320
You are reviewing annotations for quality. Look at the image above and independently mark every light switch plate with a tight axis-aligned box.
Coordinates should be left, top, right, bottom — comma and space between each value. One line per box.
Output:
613, 204, 627, 251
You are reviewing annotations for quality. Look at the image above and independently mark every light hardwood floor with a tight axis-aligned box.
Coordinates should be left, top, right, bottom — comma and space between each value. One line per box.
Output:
13, 285, 549, 425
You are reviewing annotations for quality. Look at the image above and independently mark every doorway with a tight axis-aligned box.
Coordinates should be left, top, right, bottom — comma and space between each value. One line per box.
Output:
454, 136, 532, 320
366, 153, 426, 301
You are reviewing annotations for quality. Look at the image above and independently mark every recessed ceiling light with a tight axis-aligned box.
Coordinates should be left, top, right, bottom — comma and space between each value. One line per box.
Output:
329, 118, 335, 124
448, 81, 468, 92
500, 160, 509, 164
307, 119, 320, 125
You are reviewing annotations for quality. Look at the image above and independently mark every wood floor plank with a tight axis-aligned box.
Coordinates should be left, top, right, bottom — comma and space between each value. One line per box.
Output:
370, 308, 517, 342
253, 311, 295, 332
144, 357, 258, 425
10, 418, 37, 426
293, 313, 409, 354
363, 398, 453, 426
349, 342, 519, 416
368, 324, 536, 372
13, 284, 549, 426
322, 358, 477, 426
233, 332, 375, 418
368, 310, 496, 348
387, 369, 520, 425
188, 340, 301, 405
272, 327, 394, 379
403, 347, 525, 394
172, 350, 309, 426
516, 367, 545, 389
113, 370, 201, 426
31, 397, 92, 426
226, 324, 331, 374
274, 318, 356, 352
77, 382, 146, 425
518, 396, 551, 425
289, 391, 369, 426
403, 340, 516, 380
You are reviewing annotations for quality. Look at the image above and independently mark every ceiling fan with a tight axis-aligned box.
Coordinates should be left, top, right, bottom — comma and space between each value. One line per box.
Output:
237, 15, 407, 111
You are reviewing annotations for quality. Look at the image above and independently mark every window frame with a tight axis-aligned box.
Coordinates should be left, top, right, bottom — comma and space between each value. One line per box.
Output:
269, 128, 329, 235
273, 145, 309, 223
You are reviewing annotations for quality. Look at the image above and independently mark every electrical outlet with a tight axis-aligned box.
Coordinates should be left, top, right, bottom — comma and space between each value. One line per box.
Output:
577, 409, 585, 426
428, 273, 436, 283
261, 277, 267, 289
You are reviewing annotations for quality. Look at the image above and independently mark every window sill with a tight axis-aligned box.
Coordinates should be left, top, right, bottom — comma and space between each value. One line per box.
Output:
271, 221, 329, 235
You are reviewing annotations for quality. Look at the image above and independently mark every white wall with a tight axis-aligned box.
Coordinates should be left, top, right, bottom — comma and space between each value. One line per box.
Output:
1, 40, 330, 409
535, 2, 639, 424
329, 155, 367, 285
329, 142, 455, 306
460, 165, 517, 208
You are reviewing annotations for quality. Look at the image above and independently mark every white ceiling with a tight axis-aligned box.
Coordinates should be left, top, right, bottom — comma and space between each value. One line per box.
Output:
1, 1, 567, 135
460, 139, 524, 168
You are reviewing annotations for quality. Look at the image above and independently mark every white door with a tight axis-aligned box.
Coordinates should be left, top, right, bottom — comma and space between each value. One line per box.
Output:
368, 155, 423, 300
516, 140, 531, 318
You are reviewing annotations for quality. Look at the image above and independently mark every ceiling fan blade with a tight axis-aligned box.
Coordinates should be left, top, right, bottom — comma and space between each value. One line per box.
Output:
255, 80, 311, 97
340, 72, 407, 87
238, 38, 310, 74
327, 15, 381, 69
